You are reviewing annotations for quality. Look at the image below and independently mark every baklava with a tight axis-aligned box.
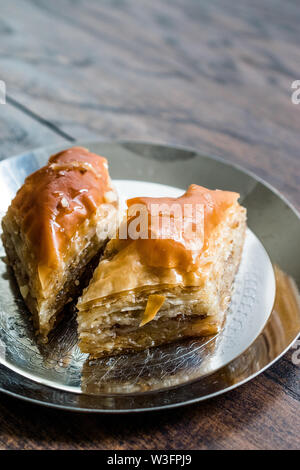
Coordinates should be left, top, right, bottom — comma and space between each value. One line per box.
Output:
2, 146, 118, 340
77, 184, 246, 357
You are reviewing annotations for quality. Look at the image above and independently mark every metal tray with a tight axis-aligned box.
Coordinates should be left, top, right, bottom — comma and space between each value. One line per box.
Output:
0, 141, 299, 412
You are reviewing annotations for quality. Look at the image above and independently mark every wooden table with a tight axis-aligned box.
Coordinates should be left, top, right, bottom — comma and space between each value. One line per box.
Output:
0, 0, 299, 450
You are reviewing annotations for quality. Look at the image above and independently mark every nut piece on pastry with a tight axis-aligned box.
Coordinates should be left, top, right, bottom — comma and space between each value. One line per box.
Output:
1, 146, 118, 340
77, 184, 247, 358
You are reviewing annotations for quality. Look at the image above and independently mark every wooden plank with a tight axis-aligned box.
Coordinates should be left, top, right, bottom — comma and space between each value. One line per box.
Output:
0, 100, 69, 160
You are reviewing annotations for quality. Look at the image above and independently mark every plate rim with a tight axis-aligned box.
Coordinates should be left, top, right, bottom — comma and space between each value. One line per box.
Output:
1, 335, 298, 414
3, 137, 300, 222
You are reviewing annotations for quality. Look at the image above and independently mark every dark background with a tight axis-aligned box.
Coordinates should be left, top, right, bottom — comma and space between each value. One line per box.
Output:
0, 0, 299, 450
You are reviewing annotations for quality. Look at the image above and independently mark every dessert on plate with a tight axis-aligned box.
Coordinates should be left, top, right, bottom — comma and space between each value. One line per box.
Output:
1, 146, 118, 340
77, 184, 246, 357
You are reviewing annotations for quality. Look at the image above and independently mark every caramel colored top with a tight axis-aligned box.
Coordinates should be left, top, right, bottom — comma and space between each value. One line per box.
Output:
115, 184, 239, 272
12, 147, 111, 271
78, 184, 242, 306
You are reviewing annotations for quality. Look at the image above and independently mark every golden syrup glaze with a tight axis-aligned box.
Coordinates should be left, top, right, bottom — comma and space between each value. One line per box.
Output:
114, 184, 240, 272
140, 294, 166, 326
11, 147, 111, 275
78, 185, 244, 305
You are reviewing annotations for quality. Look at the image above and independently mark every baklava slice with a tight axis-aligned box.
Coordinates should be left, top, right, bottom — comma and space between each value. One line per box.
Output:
2, 146, 118, 340
77, 184, 246, 357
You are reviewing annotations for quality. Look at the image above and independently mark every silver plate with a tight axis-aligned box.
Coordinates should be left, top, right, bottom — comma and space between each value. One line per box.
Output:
0, 141, 299, 413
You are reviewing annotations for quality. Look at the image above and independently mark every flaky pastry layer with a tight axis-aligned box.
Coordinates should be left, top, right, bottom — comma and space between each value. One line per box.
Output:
2, 147, 119, 340
78, 203, 246, 357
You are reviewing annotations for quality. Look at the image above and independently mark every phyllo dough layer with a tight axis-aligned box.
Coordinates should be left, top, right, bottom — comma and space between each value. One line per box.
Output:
77, 184, 246, 357
2, 146, 118, 340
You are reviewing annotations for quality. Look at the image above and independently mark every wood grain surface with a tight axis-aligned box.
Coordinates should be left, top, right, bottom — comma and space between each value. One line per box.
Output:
0, 0, 299, 450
